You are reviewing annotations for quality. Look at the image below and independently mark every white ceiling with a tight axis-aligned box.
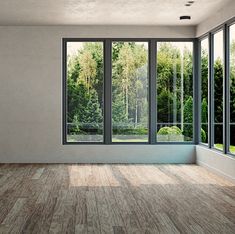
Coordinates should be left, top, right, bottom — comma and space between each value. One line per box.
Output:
0, 0, 231, 26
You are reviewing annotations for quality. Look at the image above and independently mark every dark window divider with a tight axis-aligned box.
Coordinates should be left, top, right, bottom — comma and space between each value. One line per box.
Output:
224, 24, 230, 154
149, 39, 157, 144
104, 39, 112, 144
194, 39, 200, 144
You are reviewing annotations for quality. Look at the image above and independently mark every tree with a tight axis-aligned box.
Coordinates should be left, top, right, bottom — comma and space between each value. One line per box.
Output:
183, 96, 193, 139
201, 98, 208, 141
201, 48, 209, 100
112, 42, 148, 131
214, 58, 223, 144
71, 81, 102, 134
78, 50, 97, 93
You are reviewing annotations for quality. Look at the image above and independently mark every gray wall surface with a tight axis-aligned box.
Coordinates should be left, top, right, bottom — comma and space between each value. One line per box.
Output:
196, 146, 235, 183
0, 26, 196, 163
196, 0, 235, 37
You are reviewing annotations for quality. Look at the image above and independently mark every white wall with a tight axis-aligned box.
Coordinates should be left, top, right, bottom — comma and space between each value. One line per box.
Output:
0, 26, 196, 163
196, 0, 235, 37
196, 146, 235, 183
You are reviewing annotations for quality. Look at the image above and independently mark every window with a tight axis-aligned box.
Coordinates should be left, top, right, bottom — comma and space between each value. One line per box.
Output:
229, 24, 235, 154
112, 42, 148, 142
200, 38, 209, 144
65, 41, 104, 142
156, 42, 193, 142
63, 39, 195, 144
198, 19, 235, 157
213, 31, 224, 150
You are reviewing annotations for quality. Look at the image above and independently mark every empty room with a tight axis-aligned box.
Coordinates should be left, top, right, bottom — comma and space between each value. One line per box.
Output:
0, 0, 235, 233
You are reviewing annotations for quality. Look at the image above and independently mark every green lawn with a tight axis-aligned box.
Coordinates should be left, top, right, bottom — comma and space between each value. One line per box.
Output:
215, 144, 235, 154
112, 138, 148, 142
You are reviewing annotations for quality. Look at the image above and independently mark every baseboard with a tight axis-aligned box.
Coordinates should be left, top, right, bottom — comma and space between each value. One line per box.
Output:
197, 160, 235, 184
196, 145, 235, 184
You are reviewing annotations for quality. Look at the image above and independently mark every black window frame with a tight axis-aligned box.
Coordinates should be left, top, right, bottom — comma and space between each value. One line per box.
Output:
62, 38, 196, 145
198, 16, 235, 157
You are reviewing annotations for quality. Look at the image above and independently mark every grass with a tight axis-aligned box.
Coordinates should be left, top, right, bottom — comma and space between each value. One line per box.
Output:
112, 138, 148, 142
67, 134, 148, 143
215, 144, 235, 154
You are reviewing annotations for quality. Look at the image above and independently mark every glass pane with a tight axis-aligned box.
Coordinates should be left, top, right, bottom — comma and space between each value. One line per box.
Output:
213, 31, 224, 150
66, 42, 104, 142
112, 42, 148, 142
200, 38, 209, 144
229, 24, 235, 154
156, 42, 193, 142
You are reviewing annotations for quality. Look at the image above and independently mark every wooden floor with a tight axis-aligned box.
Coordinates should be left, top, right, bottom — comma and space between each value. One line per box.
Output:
0, 164, 234, 234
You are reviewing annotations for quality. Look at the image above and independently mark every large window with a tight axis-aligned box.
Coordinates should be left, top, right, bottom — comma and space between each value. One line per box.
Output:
65, 41, 104, 142
200, 38, 209, 144
199, 20, 235, 156
156, 42, 193, 142
63, 39, 195, 144
213, 31, 224, 150
229, 24, 235, 154
112, 42, 148, 142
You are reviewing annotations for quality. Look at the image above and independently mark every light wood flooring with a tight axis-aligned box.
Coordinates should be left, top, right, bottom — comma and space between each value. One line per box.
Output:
0, 164, 234, 234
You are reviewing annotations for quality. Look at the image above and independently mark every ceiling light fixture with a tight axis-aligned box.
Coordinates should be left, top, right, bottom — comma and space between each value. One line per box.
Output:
187, 1, 194, 3
185, 3, 191, 6
180, 16, 191, 20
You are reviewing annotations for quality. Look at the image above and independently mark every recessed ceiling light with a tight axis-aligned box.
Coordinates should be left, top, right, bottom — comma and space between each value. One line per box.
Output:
180, 16, 191, 20
187, 1, 194, 3
185, 3, 191, 6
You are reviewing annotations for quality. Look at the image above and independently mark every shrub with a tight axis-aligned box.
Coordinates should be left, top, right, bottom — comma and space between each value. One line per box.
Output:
158, 126, 182, 135
158, 127, 172, 135
170, 126, 182, 135
157, 126, 183, 142
201, 128, 207, 143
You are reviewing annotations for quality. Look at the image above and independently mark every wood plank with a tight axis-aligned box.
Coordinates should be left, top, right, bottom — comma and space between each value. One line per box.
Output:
0, 164, 234, 234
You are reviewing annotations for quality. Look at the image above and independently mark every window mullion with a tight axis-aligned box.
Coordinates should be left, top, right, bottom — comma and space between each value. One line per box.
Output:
194, 39, 200, 144
149, 39, 157, 144
208, 33, 214, 148
224, 25, 230, 153
104, 39, 112, 144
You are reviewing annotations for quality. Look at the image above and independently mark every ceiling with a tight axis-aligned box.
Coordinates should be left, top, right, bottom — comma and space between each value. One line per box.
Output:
0, 0, 231, 26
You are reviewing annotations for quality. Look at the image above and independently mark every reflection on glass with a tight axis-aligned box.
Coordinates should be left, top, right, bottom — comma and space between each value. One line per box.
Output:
156, 42, 193, 142
66, 42, 104, 142
213, 31, 224, 150
229, 24, 235, 154
112, 42, 148, 142
201, 38, 209, 144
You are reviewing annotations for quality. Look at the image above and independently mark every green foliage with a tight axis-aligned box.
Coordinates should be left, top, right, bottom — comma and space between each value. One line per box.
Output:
201, 98, 208, 125
183, 96, 193, 138
200, 98, 208, 142
157, 90, 174, 123
201, 128, 207, 143
157, 127, 171, 135
157, 126, 183, 142
213, 59, 223, 143
171, 126, 183, 134
158, 126, 182, 135
201, 48, 209, 100
68, 80, 102, 134
66, 41, 211, 141
112, 42, 148, 128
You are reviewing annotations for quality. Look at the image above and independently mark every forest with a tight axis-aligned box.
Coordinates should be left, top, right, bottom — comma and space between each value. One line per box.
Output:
66, 40, 235, 151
